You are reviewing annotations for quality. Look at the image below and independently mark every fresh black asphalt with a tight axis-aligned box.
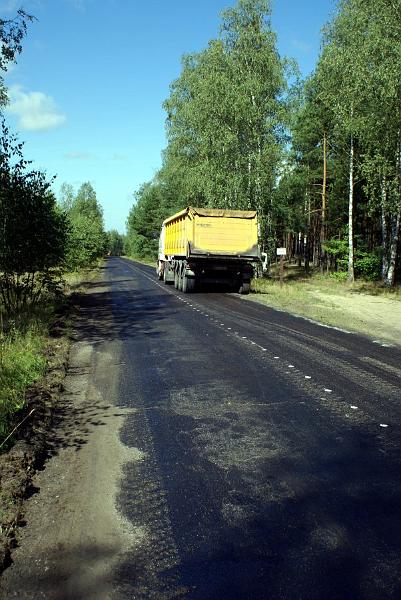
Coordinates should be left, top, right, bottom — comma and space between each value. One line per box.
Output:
100, 257, 401, 599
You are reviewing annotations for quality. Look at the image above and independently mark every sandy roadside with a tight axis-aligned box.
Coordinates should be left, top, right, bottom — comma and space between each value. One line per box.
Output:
249, 288, 401, 347
310, 291, 401, 345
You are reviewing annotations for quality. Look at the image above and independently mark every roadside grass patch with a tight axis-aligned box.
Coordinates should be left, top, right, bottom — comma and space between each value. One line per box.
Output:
0, 317, 48, 446
124, 254, 156, 267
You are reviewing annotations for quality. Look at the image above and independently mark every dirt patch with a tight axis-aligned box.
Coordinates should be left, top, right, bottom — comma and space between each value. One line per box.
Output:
310, 291, 401, 345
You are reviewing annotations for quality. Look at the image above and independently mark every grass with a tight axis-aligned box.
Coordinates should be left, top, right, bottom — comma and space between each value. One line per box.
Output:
0, 262, 103, 449
124, 254, 156, 267
63, 258, 105, 293
0, 314, 49, 445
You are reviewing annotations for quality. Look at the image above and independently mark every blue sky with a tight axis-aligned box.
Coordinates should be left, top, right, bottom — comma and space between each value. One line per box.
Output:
2, 0, 336, 233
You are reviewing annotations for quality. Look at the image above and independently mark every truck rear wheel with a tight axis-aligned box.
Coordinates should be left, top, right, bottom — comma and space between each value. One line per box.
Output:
182, 274, 195, 293
178, 270, 184, 291
163, 265, 169, 284
239, 282, 250, 295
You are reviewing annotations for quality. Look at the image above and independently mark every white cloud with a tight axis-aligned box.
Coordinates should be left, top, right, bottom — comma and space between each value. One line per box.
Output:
6, 85, 66, 131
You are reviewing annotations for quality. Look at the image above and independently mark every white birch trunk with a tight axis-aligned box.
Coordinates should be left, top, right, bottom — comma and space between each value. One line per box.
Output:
386, 209, 400, 286
347, 134, 355, 283
381, 179, 389, 281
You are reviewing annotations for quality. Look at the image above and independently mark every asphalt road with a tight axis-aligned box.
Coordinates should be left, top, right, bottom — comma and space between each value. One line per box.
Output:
88, 256, 401, 600
3, 254, 399, 600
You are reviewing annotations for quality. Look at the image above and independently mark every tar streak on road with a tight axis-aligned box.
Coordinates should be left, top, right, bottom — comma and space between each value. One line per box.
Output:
110, 257, 401, 599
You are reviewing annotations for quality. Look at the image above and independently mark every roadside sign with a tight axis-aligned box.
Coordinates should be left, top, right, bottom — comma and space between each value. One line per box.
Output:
276, 247, 286, 256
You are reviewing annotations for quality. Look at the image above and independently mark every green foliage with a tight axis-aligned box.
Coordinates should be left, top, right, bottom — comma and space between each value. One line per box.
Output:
106, 230, 125, 256
0, 121, 68, 312
328, 271, 348, 282
0, 319, 47, 444
324, 237, 381, 281
61, 181, 106, 269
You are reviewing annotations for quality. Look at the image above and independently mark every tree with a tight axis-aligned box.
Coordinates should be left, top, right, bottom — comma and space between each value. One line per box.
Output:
59, 182, 75, 212
319, 0, 401, 286
0, 121, 67, 311
62, 182, 106, 269
106, 230, 125, 256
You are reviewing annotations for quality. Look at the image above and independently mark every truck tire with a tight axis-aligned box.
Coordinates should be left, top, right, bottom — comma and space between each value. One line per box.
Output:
182, 274, 195, 293
239, 282, 250, 295
163, 265, 169, 284
178, 270, 184, 291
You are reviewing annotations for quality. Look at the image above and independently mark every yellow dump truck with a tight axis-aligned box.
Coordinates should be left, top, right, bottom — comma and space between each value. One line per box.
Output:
156, 206, 261, 294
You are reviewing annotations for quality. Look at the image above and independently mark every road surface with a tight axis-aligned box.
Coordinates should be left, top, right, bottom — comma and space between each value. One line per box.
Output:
2, 256, 401, 599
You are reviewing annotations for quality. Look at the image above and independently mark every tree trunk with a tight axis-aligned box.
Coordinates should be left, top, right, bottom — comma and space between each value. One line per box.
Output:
347, 134, 355, 283
381, 180, 389, 282
304, 192, 311, 273
386, 208, 400, 287
320, 130, 327, 273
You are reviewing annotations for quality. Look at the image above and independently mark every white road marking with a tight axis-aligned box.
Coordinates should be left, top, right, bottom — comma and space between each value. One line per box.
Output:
288, 365, 294, 368
305, 375, 311, 379
379, 423, 389, 428
324, 388, 332, 393
350, 405, 358, 410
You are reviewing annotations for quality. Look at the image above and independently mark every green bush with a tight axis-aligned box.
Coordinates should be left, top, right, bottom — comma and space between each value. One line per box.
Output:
324, 238, 381, 281
328, 271, 348, 282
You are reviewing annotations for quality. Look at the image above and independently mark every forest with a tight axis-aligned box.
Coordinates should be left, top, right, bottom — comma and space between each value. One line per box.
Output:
126, 0, 401, 287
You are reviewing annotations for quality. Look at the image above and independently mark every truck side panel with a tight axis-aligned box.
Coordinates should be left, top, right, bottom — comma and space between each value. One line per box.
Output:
163, 207, 259, 259
191, 214, 258, 258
